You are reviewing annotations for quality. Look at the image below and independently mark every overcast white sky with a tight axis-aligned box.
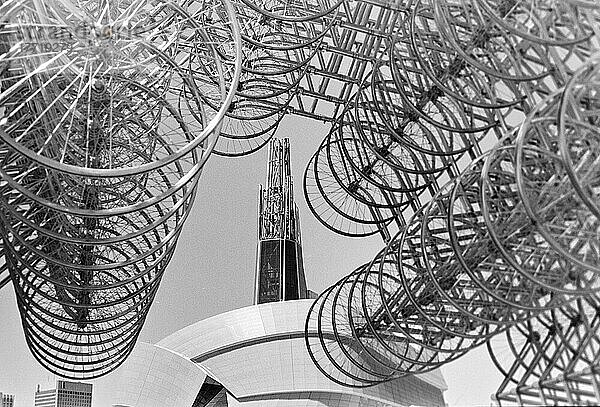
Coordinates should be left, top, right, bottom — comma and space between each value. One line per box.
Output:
0, 116, 503, 407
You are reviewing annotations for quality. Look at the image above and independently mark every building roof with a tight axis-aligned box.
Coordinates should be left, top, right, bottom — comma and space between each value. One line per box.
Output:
112, 342, 207, 407
156, 300, 447, 406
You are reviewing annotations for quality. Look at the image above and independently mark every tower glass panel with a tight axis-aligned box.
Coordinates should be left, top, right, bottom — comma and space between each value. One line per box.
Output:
255, 139, 307, 304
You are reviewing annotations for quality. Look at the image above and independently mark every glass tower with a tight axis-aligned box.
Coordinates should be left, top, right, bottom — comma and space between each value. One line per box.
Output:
254, 139, 307, 304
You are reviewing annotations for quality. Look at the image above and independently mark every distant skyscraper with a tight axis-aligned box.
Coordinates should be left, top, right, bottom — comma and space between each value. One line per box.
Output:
0, 392, 15, 407
254, 138, 307, 304
34, 381, 92, 407
34, 385, 55, 407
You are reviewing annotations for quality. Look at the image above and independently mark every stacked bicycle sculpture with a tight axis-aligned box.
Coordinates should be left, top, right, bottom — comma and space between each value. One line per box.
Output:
1, 0, 600, 403
297, 1, 600, 405
0, 0, 242, 378
213, 0, 343, 156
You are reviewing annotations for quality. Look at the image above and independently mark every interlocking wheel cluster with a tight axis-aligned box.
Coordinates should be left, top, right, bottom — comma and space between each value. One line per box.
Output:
0, 0, 241, 378
303, 2, 600, 403
1, 0, 600, 400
